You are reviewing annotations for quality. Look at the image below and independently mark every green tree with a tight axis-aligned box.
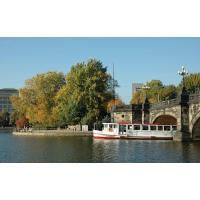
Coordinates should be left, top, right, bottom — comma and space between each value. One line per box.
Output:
10, 111, 19, 126
131, 80, 177, 104
146, 80, 164, 103
55, 59, 115, 128
179, 73, 200, 93
161, 85, 177, 100
0, 112, 10, 127
131, 80, 163, 104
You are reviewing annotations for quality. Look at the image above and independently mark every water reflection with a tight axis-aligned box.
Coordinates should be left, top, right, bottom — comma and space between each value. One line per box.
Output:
92, 139, 121, 162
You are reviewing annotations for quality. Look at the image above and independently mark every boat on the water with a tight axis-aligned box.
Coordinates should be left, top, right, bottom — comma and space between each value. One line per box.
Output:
93, 122, 177, 140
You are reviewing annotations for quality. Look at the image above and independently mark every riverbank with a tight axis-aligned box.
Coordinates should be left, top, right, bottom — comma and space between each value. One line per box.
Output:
13, 130, 93, 137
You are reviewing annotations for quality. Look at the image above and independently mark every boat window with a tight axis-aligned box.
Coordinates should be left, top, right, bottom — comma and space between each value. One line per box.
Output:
122, 115, 125, 118
113, 124, 117, 129
150, 126, 156, 131
104, 124, 108, 128
158, 126, 163, 131
134, 125, 140, 130
119, 125, 126, 132
128, 125, 133, 130
172, 126, 177, 130
142, 125, 149, 130
164, 126, 170, 131
110, 124, 113, 128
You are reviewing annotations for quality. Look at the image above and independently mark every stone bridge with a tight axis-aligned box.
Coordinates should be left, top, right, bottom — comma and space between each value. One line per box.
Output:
149, 93, 200, 140
113, 91, 200, 140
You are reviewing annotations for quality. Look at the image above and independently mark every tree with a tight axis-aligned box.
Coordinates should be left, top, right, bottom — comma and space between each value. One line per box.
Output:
131, 90, 144, 104
10, 111, 19, 126
179, 73, 200, 94
0, 112, 10, 127
11, 72, 66, 127
55, 59, 115, 128
16, 117, 29, 129
106, 98, 124, 113
131, 80, 177, 104
161, 85, 177, 100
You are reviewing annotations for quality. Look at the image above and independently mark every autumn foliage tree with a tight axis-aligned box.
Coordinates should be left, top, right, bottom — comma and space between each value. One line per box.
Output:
16, 117, 29, 129
106, 98, 124, 113
11, 72, 66, 127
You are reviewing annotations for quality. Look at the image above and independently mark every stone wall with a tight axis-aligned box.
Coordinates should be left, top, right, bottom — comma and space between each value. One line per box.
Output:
13, 130, 92, 137
113, 111, 132, 123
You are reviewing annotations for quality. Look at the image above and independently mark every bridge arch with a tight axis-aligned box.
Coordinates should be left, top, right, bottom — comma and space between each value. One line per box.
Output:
191, 111, 200, 139
150, 111, 178, 124
152, 115, 177, 125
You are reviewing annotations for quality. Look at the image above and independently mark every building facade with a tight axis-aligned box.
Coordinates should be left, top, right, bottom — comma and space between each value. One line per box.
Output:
112, 105, 133, 123
0, 89, 19, 113
132, 83, 143, 96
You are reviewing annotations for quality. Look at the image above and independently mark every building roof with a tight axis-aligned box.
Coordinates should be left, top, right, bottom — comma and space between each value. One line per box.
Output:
113, 104, 132, 112
0, 88, 18, 91
0, 88, 19, 95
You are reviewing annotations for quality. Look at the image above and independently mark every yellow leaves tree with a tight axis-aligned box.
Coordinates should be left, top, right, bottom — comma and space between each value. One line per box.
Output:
107, 98, 124, 112
11, 72, 65, 127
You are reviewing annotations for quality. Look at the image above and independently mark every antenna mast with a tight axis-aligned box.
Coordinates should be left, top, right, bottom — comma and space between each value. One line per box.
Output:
112, 64, 116, 123
113, 63, 115, 106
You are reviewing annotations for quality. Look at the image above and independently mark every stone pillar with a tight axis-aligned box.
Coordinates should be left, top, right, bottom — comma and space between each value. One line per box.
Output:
174, 87, 191, 141
180, 87, 190, 132
132, 104, 142, 124
142, 99, 150, 124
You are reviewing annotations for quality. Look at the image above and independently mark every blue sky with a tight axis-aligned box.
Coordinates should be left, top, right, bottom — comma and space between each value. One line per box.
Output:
0, 37, 200, 103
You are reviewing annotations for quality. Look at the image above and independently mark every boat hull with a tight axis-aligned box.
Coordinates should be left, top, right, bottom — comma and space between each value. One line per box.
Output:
120, 135, 173, 140
93, 131, 173, 140
93, 130, 120, 139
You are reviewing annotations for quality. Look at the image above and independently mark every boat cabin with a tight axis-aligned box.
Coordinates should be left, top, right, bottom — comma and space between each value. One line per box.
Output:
102, 123, 177, 134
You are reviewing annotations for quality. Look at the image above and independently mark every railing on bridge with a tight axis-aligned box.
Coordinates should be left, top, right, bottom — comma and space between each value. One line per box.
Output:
150, 98, 179, 109
189, 93, 200, 103
113, 93, 200, 112
150, 92, 200, 109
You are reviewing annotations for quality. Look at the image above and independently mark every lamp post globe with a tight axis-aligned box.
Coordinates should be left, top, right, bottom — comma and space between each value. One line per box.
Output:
178, 66, 189, 88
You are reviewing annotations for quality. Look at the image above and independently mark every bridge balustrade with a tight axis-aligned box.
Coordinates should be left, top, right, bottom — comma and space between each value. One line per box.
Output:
189, 93, 200, 103
150, 98, 179, 109
150, 93, 200, 109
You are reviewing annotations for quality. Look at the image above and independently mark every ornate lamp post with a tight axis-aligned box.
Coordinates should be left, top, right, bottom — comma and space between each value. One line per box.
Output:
141, 84, 150, 124
177, 66, 190, 135
178, 66, 189, 89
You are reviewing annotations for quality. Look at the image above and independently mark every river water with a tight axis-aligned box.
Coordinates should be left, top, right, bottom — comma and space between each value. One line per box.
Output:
1, 132, 200, 163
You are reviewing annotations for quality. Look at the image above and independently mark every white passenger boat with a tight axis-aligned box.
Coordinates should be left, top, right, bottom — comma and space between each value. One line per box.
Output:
93, 122, 177, 140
